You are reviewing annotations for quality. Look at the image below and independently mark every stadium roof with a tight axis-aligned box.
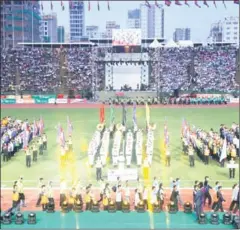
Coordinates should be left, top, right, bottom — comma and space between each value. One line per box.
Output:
17, 42, 95, 47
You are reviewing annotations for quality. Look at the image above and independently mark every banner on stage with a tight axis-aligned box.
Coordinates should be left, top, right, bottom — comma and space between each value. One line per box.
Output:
107, 169, 138, 182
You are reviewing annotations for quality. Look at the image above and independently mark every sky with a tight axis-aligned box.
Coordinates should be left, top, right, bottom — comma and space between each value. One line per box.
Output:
42, 0, 238, 42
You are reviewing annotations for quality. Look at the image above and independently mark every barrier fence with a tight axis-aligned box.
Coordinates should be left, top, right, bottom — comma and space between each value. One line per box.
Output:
0, 94, 239, 104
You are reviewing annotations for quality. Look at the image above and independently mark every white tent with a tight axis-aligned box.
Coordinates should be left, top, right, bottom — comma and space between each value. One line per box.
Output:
149, 38, 163, 48
165, 39, 179, 48
178, 40, 194, 47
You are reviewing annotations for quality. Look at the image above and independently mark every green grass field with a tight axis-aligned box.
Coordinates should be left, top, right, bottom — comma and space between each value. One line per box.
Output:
1, 107, 239, 188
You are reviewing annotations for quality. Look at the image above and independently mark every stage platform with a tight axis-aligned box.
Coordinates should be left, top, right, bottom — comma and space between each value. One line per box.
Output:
1, 211, 234, 229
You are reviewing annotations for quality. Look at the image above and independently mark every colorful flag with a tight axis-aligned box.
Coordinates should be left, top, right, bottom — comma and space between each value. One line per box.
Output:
97, 1, 100, 11
203, 0, 209, 7
133, 102, 137, 125
33, 120, 38, 136
39, 116, 44, 135
110, 104, 115, 124
60, 126, 65, 148
99, 104, 105, 123
194, 0, 201, 7
219, 138, 227, 162
145, 0, 151, 7
22, 123, 29, 148
185, 0, 190, 6
175, 0, 182, 5
50, 1, 53, 10
107, 1, 110, 10
122, 103, 127, 126
145, 103, 150, 127
165, 0, 171, 6
67, 116, 73, 136
181, 118, 186, 137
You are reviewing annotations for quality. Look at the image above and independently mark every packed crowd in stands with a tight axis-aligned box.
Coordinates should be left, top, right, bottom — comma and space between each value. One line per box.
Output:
1, 45, 238, 94
149, 46, 238, 94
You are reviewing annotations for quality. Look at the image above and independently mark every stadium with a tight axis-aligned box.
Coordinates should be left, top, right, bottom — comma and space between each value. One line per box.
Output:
1, 0, 240, 229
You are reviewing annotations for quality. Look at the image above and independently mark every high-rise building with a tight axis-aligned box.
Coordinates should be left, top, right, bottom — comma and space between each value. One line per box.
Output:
140, 4, 164, 39
173, 28, 191, 42
86, 25, 99, 39
222, 17, 239, 44
1, 1, 41, 48
106, 21, 120, 38
69, 1, 85, 42
208, 17, 239, 44
40, 14, 58, 43
127, 9, 140, 29
208, 22, 223, 43
57, 26, 65, 43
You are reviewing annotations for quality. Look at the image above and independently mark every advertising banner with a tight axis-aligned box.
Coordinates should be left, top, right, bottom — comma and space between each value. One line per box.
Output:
6, 95, 16, 99
22, 95, 32, 99
34, 98, 49, 104
16, 99, 34, 104
107, 169, 138, 182
1, 98, 16, 104
56, 98, 68, 104
230, 98, 239, 103
69, 99, 86, 103
32, 95, 56, 99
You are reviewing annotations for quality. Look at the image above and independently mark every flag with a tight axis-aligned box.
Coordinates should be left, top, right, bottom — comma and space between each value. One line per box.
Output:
69, 0, 73, 9
88, 1, 91, 11
175, 0, 182, 5
33, 120, 38, 136
222, 0, 226, 8
213, 0, 217, 8
22, 123, 29, 148
41, 1, 43, 10
99, 104, 105, 123
219, 138, 227, 162
203, 0, 209, 7
56, 123, 61, 143
110, 104, 115, 124
61, 1, 65, 11
122, 104, 127, 126
39, 116, 44, 135
97, 1, 100, 11
50, 1, 53, 10
181, 118, 186, 137
185, 0, 190, 6
107, 1, 110, 10
133, 102, 137, 125
194, 0, 201, 7
145, 0, 151, 7
165, 0, 171, 6
60, 126, 65, 148
155, 0, 160, 8
145, 103, 150, 127
67, 116, 73, 136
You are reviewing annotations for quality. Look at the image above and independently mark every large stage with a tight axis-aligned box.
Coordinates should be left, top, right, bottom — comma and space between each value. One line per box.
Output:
1, 211, 234, 229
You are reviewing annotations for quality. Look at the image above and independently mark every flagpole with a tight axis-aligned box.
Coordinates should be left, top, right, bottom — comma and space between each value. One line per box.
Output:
32, 1, 33, 48
12, 5, 14, 48
22, 1, 24, 45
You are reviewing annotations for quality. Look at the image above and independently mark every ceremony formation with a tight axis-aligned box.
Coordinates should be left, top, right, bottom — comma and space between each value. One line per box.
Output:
1, 0, 240, 229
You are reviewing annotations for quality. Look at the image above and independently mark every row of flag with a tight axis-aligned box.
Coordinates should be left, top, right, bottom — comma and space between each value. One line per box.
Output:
56, 116, 73, 148
181, 118, 227, 163
146, 0, 239, 8
23, 116, 44, 148
41, 0, 239, 11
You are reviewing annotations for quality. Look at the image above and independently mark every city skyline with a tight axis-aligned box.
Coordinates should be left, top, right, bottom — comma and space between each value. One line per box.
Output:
41, 1, 238, 41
